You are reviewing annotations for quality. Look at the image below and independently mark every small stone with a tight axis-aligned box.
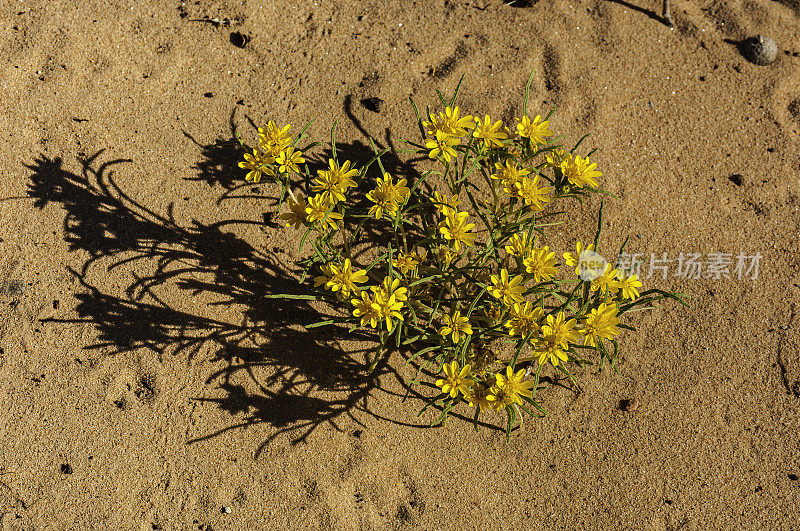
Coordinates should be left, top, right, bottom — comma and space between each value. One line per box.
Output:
620, 398, 639, 412
744, 35, 778, 66
221, 506, 231, 514
60, 463, 73, 474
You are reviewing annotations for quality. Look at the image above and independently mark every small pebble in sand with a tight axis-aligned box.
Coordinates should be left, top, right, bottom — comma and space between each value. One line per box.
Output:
620, 398, 639, 412
744, 35, 778, 66
221, 506, 231, 514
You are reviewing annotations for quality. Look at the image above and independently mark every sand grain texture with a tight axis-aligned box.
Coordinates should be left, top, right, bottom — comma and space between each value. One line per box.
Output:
1, 0, 800, 528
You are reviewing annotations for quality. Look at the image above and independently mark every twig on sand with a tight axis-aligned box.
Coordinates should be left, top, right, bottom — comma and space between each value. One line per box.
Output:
662, 0, 674, 27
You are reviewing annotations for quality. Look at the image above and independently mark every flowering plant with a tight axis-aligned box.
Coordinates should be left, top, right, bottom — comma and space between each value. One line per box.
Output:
237, 73, 686, 437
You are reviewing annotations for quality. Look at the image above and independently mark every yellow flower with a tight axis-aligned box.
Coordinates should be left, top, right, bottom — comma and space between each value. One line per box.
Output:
435, 245, 456, 267
392, 251, 420, 275
238, 149, 274, 183
276, 146, 305, 174
488, 268, 526, 306
373, 276, 408, 303
313, 263, 339, 289
312, 159, 358, 204
581, 303, 621, 347
492, 366, 536, 407
544, 148, 568, 168
536, 311, 582, 366
432, 191, 460, 216
425, 131, 460, 162
423, 106, 475, 137
560, 154, 601, 189
366, 173, 409, 219
617, 273, 642, 300
516, 174, 551, 211
327, 259, 368, 298
435, 361, 473, 398
439, 310, 473, 344
464, 382, 497, 412
439, 211, 476, 251
443, 106, 475, 136
258, 121, 293, 157
591, 264, 622, 296
305, 194, 343, 230
505, 301, 543, 338
523, 246, 559, 282
516, 115, 553, 145
352, 291, 381, 329
371, 291, 404, 332
491, 159, 530, 198
563, 241, 597, 276
472, 115, 508, 148
504, 233, 533, 258
278, 195, 308, 229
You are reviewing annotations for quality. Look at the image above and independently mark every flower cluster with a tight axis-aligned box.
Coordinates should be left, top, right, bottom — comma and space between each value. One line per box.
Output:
238, 74, 685, 437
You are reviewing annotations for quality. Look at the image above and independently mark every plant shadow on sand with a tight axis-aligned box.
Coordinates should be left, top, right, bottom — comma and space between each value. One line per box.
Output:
26, 109, 503, 453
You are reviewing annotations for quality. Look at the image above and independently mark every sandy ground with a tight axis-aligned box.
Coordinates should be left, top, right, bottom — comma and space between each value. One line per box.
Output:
1, 0, 800, 528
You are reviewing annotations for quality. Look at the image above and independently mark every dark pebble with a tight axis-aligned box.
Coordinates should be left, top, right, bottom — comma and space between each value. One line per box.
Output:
743, 35, 778, 66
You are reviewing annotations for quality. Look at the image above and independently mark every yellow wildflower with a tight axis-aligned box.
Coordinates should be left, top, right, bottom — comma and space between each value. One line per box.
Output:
371, 290, 404, 332
591, 264, 622, 296
278, 195, 308, 229
516, 115, 553, 145
560, 154, 601, 189
312, 159, 358, 204
238, 149, 274, 183
492, 366, 536, 407
423, 106, 475, 137
305, 194, 343, 230
439, 211, 476, 250
617, 273, 642, 300
465, 382, 497, 412
327, 258, 368, 298
392, 251, 420, 275
313, 263, 339, 289
505, 233, 533, 258
491, 159, 530, 198
472, 115, 508, 148
276, 146, 305, 174
523, 246, 559, 282
439, 310, 473, 344
516, 174, 551, 210
425, 131, 460, 162
544, 148, 568, 168
435, 361, 473, 398
505, 301, 543, 338
374, 276, 408, 304
581, 303, 621, 347
536, 311, 582, 366
366, 173, 409, 219
351, 291, 381, 329
488, 268, 526, 306
433, 191, 460, 216
563, 241, 597, 276
258, 121, 292, 156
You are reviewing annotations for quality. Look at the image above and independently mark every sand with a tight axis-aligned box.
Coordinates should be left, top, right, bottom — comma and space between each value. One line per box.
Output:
1, 0, 799, 528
